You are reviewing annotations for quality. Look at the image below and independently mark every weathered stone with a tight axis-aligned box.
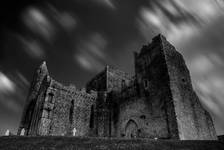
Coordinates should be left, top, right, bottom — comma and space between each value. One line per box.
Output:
17, 34, 217, 140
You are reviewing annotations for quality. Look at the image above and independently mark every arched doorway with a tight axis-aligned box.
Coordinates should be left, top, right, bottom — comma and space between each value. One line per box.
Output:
125, 120, 138, 138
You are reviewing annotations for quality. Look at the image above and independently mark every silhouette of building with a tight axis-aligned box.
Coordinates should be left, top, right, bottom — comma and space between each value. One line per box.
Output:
17, 34, 217, 140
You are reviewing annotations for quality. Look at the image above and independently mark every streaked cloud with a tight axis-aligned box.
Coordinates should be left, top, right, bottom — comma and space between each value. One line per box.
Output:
75, 53, 105, 72
189, 55, 214, 75
72, 0, 116, 9
0, 72, 15, 93
19, 36, 45, 59
0, 71, 28, 113
194, 76, 224, 134
74, 33, 107, 72
22, 7, 55, 41
47, 4, 77, 31
56, 12, 77, 31
85, 33, 107, 58
1, 0, 224, 136
216, 0, 224, 10
21, 4, 78, 42
187, 51, 224, 135
138, 5, 198, 44
174, 0, 223, 21
94, 0, 116, 9
0, 71, 29, 135
75, 54, 92, 71
137, 0, 223, 45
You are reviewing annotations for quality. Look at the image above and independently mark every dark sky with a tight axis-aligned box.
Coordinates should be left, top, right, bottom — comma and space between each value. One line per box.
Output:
0, 0, 224, 136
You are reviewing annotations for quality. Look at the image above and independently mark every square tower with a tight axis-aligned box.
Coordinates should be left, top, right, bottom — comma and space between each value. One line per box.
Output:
134, 34, 217, 140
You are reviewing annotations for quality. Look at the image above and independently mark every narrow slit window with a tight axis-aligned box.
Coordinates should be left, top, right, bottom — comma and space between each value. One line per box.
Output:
69, 100, 74, 124
143, 79, 149, 89
48, 93, 54, 103
121, 80, 126, 89
90, 105, 94, 128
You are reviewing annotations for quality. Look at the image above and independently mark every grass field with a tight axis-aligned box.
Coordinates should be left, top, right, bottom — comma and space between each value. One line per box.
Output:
0, 136, 223, 150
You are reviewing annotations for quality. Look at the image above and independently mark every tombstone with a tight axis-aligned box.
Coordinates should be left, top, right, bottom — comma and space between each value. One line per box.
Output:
5, 130, 10, 136
72, 128, 77, 136
20, 128, 25, 136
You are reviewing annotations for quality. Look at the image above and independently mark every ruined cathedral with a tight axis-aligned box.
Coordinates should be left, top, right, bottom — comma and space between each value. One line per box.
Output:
17, 34, 217, 140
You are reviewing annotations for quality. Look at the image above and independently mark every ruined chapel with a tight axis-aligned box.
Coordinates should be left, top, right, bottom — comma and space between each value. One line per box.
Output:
17, 34, 217, 140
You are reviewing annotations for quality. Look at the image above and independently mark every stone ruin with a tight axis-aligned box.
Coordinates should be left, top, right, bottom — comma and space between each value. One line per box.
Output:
17, 34, 217, 140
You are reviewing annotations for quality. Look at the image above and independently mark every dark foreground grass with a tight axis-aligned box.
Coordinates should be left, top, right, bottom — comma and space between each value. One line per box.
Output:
0, 136, 223, 150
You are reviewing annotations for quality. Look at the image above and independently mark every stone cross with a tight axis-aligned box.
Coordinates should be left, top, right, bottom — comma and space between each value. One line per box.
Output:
20, 128, 25, 136
5, 130, 10, 136
72, 128, 77, 136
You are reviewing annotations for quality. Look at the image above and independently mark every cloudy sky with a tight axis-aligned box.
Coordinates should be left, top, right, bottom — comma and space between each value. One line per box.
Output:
0, 0, 224, 136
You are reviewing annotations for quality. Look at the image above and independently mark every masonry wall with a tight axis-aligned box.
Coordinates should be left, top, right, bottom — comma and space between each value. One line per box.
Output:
18, 34, 218, 140
107, 67, 133, 92
105, 67, 134, 137
92, 92, 110, 137
162, 36, 217, 140
134, 38, 179, 139
86, 69, 107, 92
28, 76, 51, 135
17, 63, 49, 135
45, 80, 97, 136
38, 85, 56, 135
70, 89, 96, 136
114, 97, 169, 138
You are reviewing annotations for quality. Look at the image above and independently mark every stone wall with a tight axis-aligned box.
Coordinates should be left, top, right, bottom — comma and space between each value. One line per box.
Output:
86, 66, 133, 93
115, 97, 169, 138
107, 66, 133, 92
17, 62, 49, 136
93, 92, 110, 137
161, 35, 217, 140
18, 34, 218, 141
132, 38, 178, 139
29, 76, 51, 135
86, 68, 107, 92
19, 72, 97, 136
45, 79, 97, 136
38, 85, 56, 135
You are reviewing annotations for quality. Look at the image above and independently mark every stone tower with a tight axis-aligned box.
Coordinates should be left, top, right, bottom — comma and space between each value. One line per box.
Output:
160, 35, 217, 140
134, 34, 217, 140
